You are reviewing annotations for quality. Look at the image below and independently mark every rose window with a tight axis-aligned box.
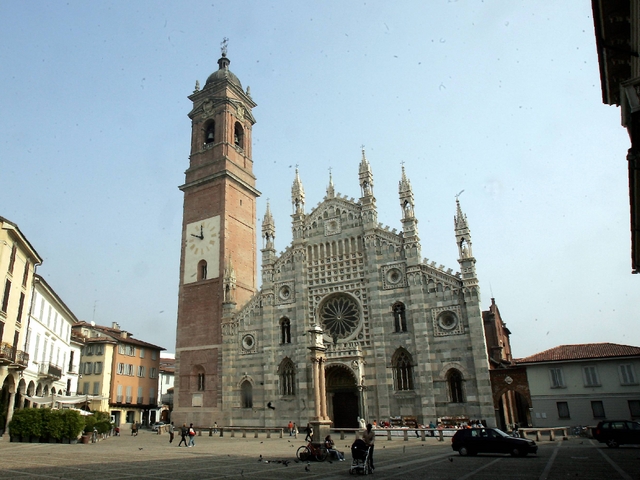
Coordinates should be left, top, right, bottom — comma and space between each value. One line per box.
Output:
319, 294, 360, 339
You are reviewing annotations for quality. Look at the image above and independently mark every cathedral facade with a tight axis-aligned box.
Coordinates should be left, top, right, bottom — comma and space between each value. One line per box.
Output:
173, 52, 496, 429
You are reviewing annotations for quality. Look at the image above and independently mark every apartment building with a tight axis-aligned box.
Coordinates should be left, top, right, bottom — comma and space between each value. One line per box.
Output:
0, 216, 42, 433
21, 275, 81, 404
73, 321, 164, 427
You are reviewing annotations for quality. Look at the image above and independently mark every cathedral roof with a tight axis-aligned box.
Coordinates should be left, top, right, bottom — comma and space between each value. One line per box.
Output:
205, 54, 242, 89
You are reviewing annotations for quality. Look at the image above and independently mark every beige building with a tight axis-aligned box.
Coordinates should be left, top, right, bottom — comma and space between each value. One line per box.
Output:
73, 321, 164, 427
517, 343, 640, 427
0, 216, 42, 435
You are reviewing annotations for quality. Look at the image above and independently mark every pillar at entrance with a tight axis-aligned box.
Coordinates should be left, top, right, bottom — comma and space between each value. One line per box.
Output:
308, 324, 331, 443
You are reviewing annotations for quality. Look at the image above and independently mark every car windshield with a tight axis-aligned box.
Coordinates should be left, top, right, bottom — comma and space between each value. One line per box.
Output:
492, 428, 510, 437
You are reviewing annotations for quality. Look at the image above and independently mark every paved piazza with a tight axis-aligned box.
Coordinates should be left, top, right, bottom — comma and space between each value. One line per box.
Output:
0, 431, 639, 479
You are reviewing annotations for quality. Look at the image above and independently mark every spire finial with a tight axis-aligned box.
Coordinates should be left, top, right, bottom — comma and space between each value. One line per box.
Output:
221, 37, 229, 57
327, 167, 335, 197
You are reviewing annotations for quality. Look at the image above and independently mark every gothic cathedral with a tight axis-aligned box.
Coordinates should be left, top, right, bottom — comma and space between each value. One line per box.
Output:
173, 52, 496, 429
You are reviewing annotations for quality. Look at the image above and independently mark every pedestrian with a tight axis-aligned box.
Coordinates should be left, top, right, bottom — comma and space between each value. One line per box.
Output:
178, 423, 189, 447
362, 423, 375, 472
188, 423, 196, 447
213, 421, 218, 434
169, 422, 175, 443
324, 434, 345, 461
304, 423, 313, 442
293, 422, 298, 438
131, 422, 137, 436
288, 420, 294, 436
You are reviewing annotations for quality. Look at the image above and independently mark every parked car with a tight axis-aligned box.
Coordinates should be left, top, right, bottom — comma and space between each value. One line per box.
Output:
593, 420, 640, 448
451, 428, 538, 457
151, 422, 165, 431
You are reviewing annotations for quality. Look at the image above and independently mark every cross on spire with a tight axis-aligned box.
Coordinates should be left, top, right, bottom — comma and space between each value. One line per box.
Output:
221, 37, 229, 56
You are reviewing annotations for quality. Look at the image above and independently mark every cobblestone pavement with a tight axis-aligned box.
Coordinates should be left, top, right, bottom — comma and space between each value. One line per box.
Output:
1, 431, 639, 480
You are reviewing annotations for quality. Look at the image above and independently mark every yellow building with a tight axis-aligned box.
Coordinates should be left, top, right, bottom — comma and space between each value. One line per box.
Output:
0, 216, 42, 434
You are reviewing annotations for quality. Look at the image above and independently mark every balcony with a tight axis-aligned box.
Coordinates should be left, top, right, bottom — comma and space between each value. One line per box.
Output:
125, 396, 132, 404
137, 396, 144, 404
0, 342, 15, 365
116, 395, 123, 403
38, 362, 63, 380
14, 350, 29, 368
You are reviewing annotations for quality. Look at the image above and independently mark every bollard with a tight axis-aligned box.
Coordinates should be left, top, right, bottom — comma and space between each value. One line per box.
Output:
438, 430, 444, 442
550, 430, 555, 441
421, 430, 426, 442
403, 430, 408, 442
340, 430, 345, 440
231, 430, 235, 438
209, 428, 213, 436
198, 428, 202, 436
220, 427, 224, 437
536, 430, 541, 442
387, 430, 392, 441
254, 431, 259, 438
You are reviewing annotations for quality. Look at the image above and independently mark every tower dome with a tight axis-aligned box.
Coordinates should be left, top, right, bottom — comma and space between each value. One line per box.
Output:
205, 53, 242, 89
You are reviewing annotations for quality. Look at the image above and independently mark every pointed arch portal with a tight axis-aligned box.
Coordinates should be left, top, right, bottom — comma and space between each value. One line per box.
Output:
325, 365, 360, 428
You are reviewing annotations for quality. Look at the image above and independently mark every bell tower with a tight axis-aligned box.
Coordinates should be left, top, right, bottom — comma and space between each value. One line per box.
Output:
174, 42, 260, 425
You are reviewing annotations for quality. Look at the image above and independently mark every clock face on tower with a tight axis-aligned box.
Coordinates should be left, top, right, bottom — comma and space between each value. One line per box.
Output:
183, 215, 220, 284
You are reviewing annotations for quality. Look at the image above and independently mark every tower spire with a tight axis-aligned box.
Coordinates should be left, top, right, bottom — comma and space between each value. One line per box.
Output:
454, 194, 473, 260
358, 147, 377, 226
326, 168, 335, 198
291, 167, 305, 214
398, 164, 420, 263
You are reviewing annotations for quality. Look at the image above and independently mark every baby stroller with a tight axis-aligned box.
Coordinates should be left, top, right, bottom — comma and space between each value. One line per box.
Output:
349, 439, 371, 475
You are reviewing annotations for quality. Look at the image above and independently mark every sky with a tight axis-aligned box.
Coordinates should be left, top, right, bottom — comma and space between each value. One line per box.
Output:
1, 1, 636, 358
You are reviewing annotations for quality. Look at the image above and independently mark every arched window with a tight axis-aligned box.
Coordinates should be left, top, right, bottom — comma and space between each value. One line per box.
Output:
192, 365, 205, 391
234, 122, 244, 149
278, 357, 295, 396
280, 317, 291, 344
392, 348, 414, 391
392, 302, 407, 333
198, 260, 207, 281
204, 121, 215, 144
447, 369, 464, 403
241, 380, 253, 408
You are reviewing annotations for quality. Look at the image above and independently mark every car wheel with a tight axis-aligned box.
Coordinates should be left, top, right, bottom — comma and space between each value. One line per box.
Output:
511, 447, 521, 457
606, 439, 619, 448
459, 446, 470, 456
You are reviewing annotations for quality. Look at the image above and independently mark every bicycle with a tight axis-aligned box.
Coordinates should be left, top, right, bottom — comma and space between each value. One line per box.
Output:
296, 441, 328, 462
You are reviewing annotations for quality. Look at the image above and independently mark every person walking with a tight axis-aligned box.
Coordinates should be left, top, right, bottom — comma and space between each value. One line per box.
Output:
293, 422, 298, 438
362, 423, 375, 472
304, 423, 313, 442
288, 420, 294, 436
178, 423, 189, 447
188, 423, 196, 447
213, 422, 218, 434
168, 422, 175, 443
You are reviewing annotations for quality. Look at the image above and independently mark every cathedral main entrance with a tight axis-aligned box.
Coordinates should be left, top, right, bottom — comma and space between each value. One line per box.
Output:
325, 365, 359, 428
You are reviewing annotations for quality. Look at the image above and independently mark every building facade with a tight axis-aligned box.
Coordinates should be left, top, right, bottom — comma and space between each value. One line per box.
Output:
517, 343, 640, 427
592, 0, 640, 273
482, 298, 532, 430
173, 52, 496, 429
0, 216, 42, 434
20, 274, 81, 404
73, 321, 164, 427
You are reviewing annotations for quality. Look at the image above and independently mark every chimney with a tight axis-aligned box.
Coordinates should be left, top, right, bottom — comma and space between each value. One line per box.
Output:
112, 322, 120, 330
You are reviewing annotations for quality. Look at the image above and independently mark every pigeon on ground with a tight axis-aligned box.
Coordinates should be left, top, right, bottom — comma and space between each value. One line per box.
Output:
448, 457, 453, 463
305, 465, 310, 472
